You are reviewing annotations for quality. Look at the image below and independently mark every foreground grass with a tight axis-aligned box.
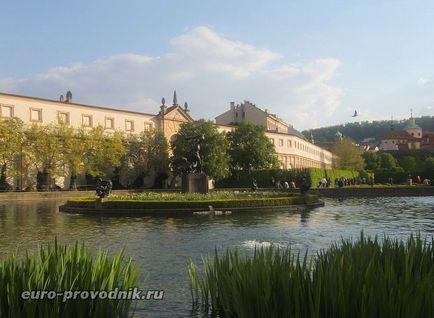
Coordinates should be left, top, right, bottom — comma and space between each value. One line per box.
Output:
189, 234, 434, 318
0, 241, 140, 318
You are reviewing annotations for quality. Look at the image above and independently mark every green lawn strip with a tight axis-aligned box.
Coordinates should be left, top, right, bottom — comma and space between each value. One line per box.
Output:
66, 194, 319, 209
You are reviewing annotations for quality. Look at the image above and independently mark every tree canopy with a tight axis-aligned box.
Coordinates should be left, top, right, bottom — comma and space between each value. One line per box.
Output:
0, 118, 25, 175
227, 123, 279, 171
332, 137, 365, 170
82, 126, 126, 178
120, 129, 169, 187
170, 120, 230, 180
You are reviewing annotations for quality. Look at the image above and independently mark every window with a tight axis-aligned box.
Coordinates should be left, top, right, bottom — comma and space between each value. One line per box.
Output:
144, 122, 153, 130
30, 108, 42, 122
57, 111, 70, 124
269, 138, 274, 144
279, 139, 284, 147
125, 120, 134, 132
287, 140, 291, 148
0, 104, 14, 118
105, 117, 114, 130
82, 114, 93, 127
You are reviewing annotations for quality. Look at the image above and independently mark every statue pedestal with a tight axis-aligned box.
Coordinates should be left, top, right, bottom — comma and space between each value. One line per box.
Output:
182, 173, 209, 194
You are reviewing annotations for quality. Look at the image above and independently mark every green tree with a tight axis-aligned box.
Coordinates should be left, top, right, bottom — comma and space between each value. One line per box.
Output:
422, 157, 434, 179
0, 118, 25, 190
62, 127, 89, 190
400, 155, 417, 174
120, 129, 169, 188
332, 137, 365, 170
25, 123, 70, 190
227, 123, 279, 171
171, 120, 230, 180
362, 152, 381, 170
380, 153, 398, 169
82, 126, 126, 178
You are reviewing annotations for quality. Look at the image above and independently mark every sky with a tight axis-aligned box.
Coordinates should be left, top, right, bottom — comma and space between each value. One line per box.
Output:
1, 0, 434, 130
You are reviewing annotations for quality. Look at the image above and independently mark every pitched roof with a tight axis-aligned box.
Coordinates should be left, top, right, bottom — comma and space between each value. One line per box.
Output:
382, 130, 417, 140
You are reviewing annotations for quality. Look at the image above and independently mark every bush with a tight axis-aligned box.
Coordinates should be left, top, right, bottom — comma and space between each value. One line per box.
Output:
189, 234, 434, 318
0, 240, 140, 318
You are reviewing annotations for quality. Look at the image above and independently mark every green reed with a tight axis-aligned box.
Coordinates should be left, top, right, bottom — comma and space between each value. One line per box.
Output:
0, 240, 141, 318
189, 233, 434, 318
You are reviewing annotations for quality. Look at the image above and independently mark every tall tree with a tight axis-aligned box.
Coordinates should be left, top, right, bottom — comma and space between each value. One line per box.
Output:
0, 118, 25, 190
62, 127, 89, 190
332, 137, 365, 170
82, 126, 126, 178
171, 120, 230, 180
120, 129, 169, 188
379, 152, 398, 169
25, 123, 69, 190
227, 123, 279, 171
399, 155, 417, 173
362, 152, 381, 170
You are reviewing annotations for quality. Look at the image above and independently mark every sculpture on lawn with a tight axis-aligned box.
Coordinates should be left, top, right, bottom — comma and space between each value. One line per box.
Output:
96, 178, 112, 198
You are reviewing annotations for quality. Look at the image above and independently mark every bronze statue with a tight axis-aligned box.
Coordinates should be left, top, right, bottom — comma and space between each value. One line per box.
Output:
183, 134, 205, 174
96, 178, 112, 198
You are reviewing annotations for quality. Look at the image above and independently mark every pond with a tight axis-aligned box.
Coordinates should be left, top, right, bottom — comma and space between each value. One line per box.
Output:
1, 196, 433, 317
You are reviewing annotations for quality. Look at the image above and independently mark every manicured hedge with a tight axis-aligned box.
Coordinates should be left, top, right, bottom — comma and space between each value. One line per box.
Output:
66, 194, 319, 210
216, 168, 366, 188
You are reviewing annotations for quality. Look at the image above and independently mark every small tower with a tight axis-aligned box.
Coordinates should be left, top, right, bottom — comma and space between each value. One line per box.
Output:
173, 90, 178, 106
403, 109, 422, 138
184, 101, 189, 113
59, 94, 64, 102
310, 131, 315, 144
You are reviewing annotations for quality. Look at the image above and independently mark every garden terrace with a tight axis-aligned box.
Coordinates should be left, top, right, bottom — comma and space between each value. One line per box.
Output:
60, 191, 322, 215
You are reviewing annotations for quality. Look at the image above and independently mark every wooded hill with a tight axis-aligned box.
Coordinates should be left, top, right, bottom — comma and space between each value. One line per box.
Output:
302, 116, 434, 144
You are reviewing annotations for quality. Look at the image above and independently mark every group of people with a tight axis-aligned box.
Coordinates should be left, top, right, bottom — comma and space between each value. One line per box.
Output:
317, 176, 375, 188
270, 177, 296, 189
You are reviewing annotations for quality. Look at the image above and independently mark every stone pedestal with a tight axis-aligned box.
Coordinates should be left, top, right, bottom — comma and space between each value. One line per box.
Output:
182, 173, 209, 194
95, 197, 107, 209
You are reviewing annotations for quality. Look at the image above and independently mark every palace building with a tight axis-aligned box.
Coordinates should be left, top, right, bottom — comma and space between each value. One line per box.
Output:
0, 90, 333, 189
379, 115, 434, 152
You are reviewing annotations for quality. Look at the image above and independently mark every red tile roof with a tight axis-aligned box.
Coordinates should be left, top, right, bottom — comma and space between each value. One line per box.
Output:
382, 130, 416, 140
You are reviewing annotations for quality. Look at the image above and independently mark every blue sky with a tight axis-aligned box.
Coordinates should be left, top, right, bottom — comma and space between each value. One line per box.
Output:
1, 0, 433, 129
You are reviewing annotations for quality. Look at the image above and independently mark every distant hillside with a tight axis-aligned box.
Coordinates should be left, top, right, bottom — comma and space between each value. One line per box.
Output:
302, 116, 434, 144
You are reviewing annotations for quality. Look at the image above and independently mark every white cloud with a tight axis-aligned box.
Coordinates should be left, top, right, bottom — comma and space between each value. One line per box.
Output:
418, 77, 433, 87
0, 26, 342, 130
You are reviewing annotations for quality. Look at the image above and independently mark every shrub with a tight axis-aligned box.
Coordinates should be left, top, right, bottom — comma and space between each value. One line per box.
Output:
189, 234, 434, 318
0, 240, 140, 318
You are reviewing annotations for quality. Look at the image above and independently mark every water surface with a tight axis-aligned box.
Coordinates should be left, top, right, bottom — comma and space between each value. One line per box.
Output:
0, 197, 433, 317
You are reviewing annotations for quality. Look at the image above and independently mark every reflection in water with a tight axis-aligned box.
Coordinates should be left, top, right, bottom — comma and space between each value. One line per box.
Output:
0, 197, 433, 317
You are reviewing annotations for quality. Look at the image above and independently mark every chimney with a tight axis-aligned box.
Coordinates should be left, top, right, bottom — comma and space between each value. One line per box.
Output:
59, 95, 64, 102
66, 91, 72, 103
230, 102, 235, 110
